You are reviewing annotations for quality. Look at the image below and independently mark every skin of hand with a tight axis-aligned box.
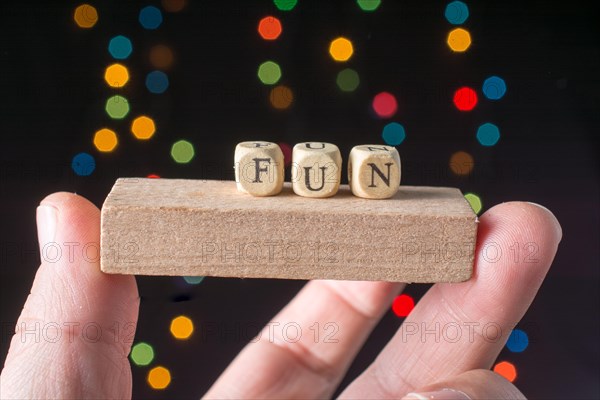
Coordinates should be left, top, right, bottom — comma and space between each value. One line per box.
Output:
0, 192, 561, 399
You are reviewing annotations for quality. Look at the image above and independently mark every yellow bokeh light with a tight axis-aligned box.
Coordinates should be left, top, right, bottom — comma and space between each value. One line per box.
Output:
170, 315, 194, 339
131, 116, 156, 140
147, 366, 171, 390
447, 28, 472, 52
74, 4, 98, 28
93, 128, 118, 152
104, 64, 129, 88
329, 37, 354, 62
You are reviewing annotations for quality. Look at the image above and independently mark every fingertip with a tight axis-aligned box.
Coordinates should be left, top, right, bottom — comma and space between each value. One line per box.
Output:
481, 201, 562, 248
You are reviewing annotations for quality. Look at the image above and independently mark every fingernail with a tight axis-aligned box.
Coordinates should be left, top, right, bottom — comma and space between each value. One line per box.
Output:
36, 204, 58, 250
403, 388, 471, 400
526, 202, 563, 240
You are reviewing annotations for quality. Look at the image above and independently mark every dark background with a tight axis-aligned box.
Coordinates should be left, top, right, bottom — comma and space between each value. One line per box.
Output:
1, 0, 599, 398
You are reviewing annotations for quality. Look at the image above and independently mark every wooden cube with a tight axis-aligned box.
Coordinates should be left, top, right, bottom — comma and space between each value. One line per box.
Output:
291, 142, 342, 198
234, 141, 284, 196
348, 144, 401, 199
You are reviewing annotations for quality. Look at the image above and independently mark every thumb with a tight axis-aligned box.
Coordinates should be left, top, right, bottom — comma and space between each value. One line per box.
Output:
1, 192, 140, 399
401, 369, 526, 400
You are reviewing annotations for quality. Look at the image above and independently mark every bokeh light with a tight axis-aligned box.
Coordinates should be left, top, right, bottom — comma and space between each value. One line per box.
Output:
139, 5, 163, 30
257, 61, 282, 85
131, 342, 155, 366
278, 142, 292, 166
73, 4, 98, 28
171, 140, 195, 163
258, 16, 282, 40
146, 71, 169, 94
506, 329, 529, 353
382, 122, 406, 145
476, 123, 500, 146
150, 44, 174, 69
162, 0, 186, 12
269, 85, 294, 109
372, 92, 398, 118
170, 315, 194, 339
108, 35, 132, 60
445, 1, 469, 25
464, 193, 482, 214
453, 87, 478, 111
148, 366, 171, 389
93, 128, 118, 152
105, 95, 130, 119
336, 68, 360, 92
392, 294, 414, 317
447, 28, 471, 52
483, 76, 507, 100
449, 151, 474, 176
329, 37, 354, 62
148, 174, 160, 178
493, 361, 517, 382
273, 0, 297, 11
131, 116, 156, 140
183, 276, 204, 285
104, 63, 129, 88
357, 0, 381, 11
71, 152, 95, 176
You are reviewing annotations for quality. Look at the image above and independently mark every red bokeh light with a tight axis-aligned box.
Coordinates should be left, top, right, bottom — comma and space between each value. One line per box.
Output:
372, 92, 398, 118
278, 142, 292, 167
258, 16, 282, 40
453, 87, 478, 111
392, 294, 414, 317
147, 174, 160, 178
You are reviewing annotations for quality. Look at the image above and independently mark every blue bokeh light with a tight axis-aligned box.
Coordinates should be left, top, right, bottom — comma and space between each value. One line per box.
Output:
483, 76, 507, 100
506, 329, 529, 353
146, 71, 169, 94
72, 152, 95, 176
108, 35, 132, 60
139, 6, 163, 30
476, 123, 500, 146
382, 122, 406, 145
445, 1, 469, 25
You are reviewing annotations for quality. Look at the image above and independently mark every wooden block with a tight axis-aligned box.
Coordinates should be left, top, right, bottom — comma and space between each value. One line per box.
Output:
291, 142, 342, 198
100, 178, 478, 283
348, 145, 401, 199
234, 141, 284, 196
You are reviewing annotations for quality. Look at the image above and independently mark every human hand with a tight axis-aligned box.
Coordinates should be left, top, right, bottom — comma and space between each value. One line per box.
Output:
0, 192, 561, 399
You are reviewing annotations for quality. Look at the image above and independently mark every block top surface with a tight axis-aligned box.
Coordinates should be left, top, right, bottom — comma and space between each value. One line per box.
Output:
103, 178, 476, 219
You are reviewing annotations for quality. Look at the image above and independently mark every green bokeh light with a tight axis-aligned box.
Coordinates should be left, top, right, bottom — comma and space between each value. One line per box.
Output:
257, 61, 282, 85
131, 342, 154, 366
273, 0, 297, 11
105, 95, 130, 119
357, 0, 381, 11
171, 140, 195, 163
183, 276, 204, 285
464, 193, 483, 215
336, 68, 360, 92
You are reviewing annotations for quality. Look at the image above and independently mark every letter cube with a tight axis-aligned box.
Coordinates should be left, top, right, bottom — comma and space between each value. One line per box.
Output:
234, 141, 284, 196
292, 142, 342, 198
348, 145, 401, 199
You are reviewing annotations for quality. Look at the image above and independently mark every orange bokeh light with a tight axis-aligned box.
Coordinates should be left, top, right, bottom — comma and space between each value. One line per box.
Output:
493, 361, 517, 382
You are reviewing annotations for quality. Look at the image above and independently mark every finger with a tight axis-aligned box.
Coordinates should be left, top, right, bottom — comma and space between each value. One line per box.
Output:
204, 280, 404, 399
0, 192, 140, 399
402, 369, 526, 400
341, 202, 562, 398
